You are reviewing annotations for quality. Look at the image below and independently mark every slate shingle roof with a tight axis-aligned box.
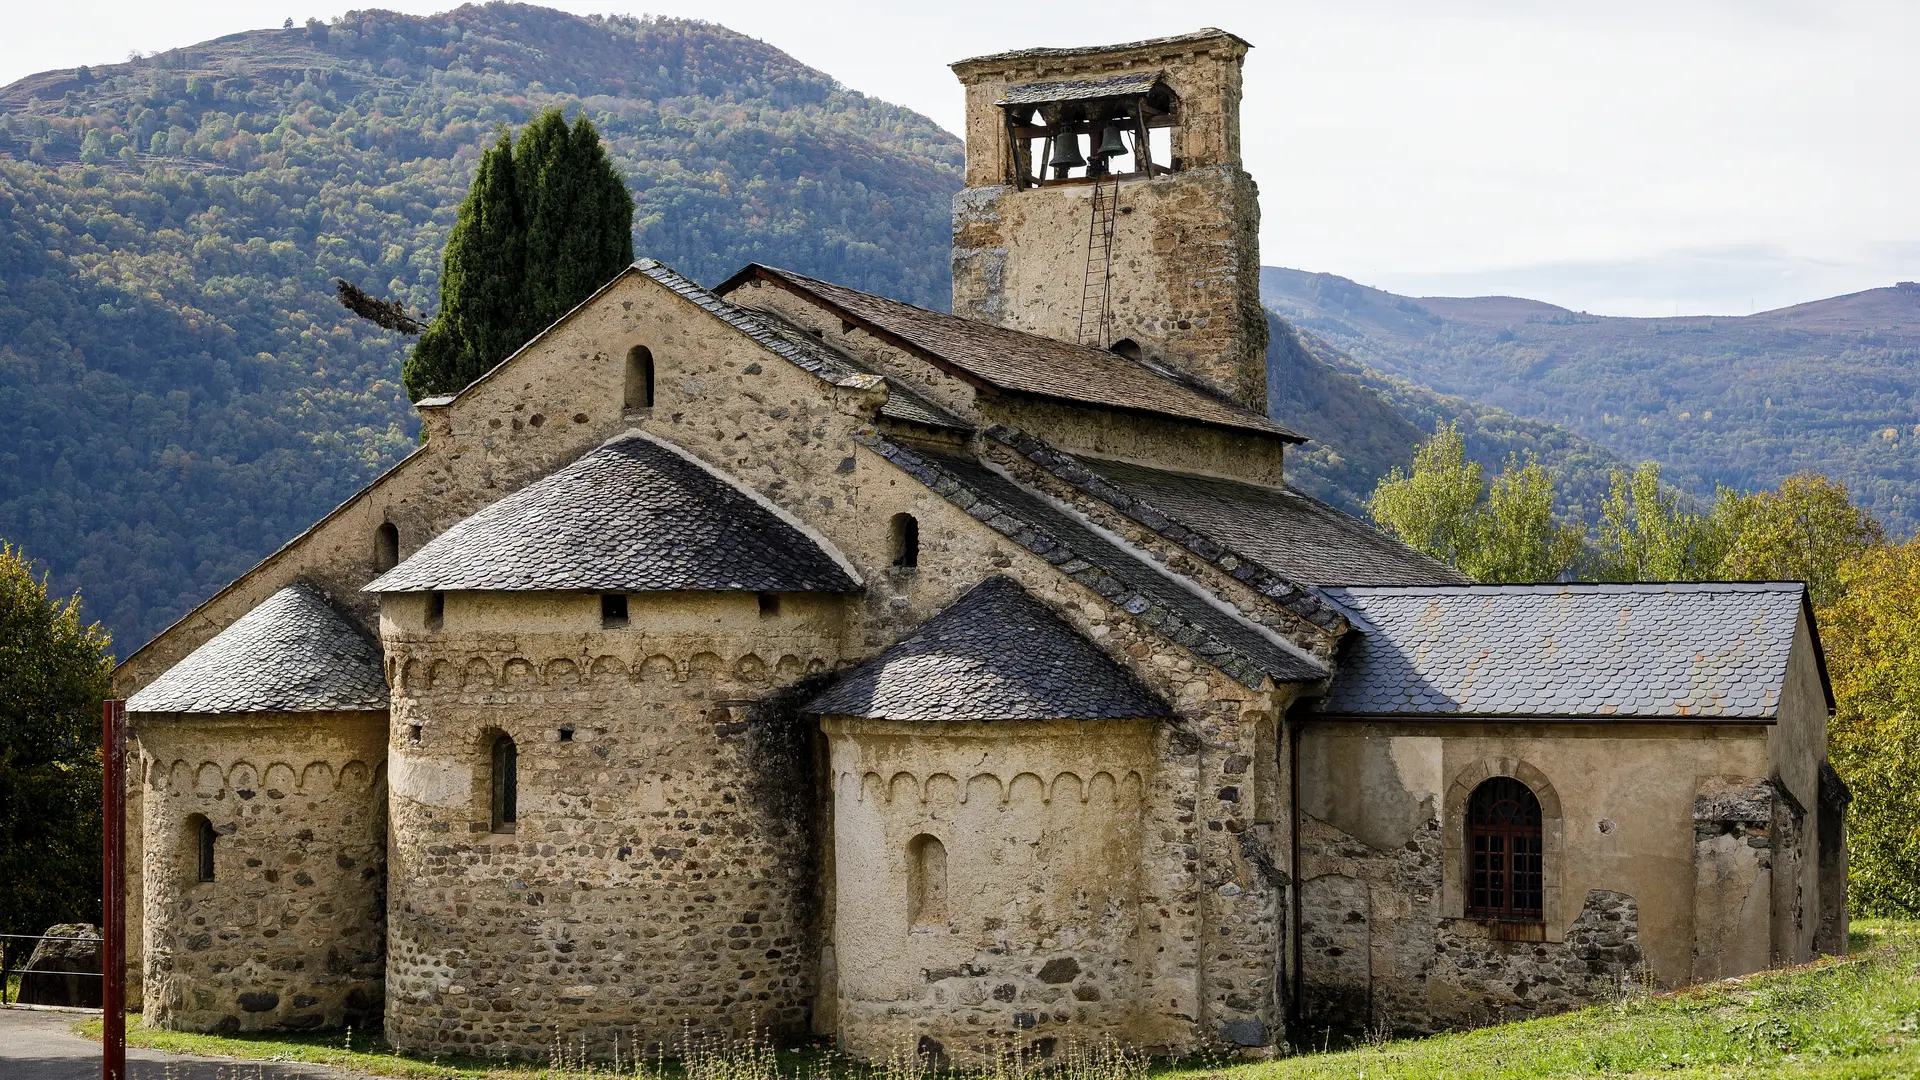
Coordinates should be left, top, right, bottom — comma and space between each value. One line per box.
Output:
365, 433, 861, 595
1314, 582, 1809, 720
719, 265, 1301, 440
955, 28, 1249, 66
1075, 457, 1469, 587
808, 576, 1171, 721
127, 584, 387, 714
636, 259, 970, 433
859, 435, 1327, 687
999, 72, 1165, 105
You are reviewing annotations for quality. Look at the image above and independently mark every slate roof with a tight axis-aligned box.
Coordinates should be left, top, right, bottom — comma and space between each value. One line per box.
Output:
1076, 457, 1469, 587
955, 28, 1250, 66
1313, 583, 1810, 720
859, 435, 1327, 687
365, 433, 861, 595
127, 584, 387, 714
635, 259, 970, 432
718, 265, 1301, 440
999, 72, 1165, 106
808, 576, 1171, 721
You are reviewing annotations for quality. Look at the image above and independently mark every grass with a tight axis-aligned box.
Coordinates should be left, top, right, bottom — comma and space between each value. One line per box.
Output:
75, 922, 1920, 1080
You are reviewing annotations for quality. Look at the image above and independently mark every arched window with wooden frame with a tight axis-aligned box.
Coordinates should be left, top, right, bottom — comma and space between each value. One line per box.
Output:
1466, 776, 1543, 920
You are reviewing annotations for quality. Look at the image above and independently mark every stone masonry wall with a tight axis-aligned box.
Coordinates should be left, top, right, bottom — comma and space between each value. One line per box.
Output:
136, 711, 387, 1033
823, 719, 1160, 1062
948, 34, 1265, 410
1298, 814, 1647, 1036
381, 590, 843, 1059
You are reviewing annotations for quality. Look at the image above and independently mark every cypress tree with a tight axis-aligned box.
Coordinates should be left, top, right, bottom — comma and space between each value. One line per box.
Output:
404, 109, 634, 402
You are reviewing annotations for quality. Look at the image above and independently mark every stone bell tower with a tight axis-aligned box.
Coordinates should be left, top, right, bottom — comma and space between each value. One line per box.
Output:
949, 29, 1269, 412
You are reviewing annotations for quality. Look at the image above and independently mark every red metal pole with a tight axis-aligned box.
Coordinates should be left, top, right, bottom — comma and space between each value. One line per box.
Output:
101, 698, 125, 1080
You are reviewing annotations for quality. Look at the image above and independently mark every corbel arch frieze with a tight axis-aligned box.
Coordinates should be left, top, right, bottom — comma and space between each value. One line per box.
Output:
390, 647, 828, 695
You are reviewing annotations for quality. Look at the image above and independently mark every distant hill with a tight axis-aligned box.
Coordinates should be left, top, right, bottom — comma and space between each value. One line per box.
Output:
1262, 267, 1920, 530
0, 4, 961, 652
1265, 312, 1629, 523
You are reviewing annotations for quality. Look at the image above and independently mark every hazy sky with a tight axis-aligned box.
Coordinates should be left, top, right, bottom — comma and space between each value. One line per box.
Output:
6, 1, 1917, 316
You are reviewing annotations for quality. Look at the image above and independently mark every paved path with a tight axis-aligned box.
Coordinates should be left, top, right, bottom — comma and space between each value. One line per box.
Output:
0, 1007, 351, 1080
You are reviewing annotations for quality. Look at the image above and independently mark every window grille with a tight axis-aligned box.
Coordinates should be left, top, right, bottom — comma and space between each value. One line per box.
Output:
1466, 776, 1543, 919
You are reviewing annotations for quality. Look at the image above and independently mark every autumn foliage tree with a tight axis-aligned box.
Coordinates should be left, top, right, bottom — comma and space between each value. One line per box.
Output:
1819, 541, 1920, 915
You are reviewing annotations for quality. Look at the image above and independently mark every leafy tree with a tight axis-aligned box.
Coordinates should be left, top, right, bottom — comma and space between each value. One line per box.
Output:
1818, 540, 1920, 916
1477, 454, 1585, 583
1369, 422, 1484, 570
403, 110, 634, 401
1717, 472, 1883, 606
1370, 423, 1582, 582
1594, 462, 1715, 581
0, 543, 112, 937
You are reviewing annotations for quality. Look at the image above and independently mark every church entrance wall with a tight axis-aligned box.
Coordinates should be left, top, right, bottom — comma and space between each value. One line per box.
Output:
1294, 722, 1775, 1035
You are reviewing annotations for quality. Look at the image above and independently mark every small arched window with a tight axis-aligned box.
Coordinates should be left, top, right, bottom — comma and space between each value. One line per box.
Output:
186, 814, 216, 883
890, 513, 919, 570
490, 734, 518, 833
1110, 338, 1143, 362
375, 522, 399, 572
1466, 777, 1543, 920
625, 346, 655, 411
907, 834, 947, 927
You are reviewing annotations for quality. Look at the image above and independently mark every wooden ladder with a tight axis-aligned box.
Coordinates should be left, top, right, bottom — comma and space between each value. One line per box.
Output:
1077, 175, 1119, 348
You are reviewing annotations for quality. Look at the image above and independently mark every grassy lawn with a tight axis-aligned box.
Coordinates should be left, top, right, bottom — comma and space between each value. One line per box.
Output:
77, 922, 1920, 1080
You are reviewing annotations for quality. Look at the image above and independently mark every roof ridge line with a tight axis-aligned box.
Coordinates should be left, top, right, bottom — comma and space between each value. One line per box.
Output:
1330, 581, 1811, 595
856, 431, 1323, 688
984, 426, 1348, 636
978, 456, 1330, 679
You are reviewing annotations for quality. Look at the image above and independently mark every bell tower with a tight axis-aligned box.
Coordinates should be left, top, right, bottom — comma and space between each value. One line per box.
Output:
950, 29, 1268, 412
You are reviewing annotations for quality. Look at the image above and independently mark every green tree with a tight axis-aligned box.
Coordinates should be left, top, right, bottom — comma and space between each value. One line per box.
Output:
1716, 472, 1883, 606
1476, 454, 1585, 583
1594, 462, 1715, 581
403, 110, 634, 401
1370, 423, 1582, 582
1819, 540, 1920, 915
0, 543, 113, 937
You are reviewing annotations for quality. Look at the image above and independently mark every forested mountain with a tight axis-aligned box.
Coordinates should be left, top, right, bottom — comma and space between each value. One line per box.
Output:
0, 4, 962, 652
1265, 313, 1630, 522
1262, 267, 1920, 530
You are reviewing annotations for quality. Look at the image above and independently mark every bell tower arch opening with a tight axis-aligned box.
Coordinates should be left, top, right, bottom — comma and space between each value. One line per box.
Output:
949, 29, 1269, 412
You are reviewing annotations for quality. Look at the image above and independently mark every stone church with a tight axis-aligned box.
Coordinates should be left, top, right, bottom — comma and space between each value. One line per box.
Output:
114, 28, 1847, 1061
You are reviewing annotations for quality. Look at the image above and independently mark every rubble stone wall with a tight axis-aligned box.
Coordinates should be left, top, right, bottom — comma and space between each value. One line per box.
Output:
380, 590, 843, 1058
135, 711, 387, 1033
823, 718, 1160, 1061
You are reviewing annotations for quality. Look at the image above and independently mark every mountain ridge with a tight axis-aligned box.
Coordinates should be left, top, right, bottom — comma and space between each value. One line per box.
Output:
1262, 266, 1920, 530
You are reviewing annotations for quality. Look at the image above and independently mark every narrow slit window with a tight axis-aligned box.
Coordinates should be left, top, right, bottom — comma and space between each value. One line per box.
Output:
757, 592, 780, 618
601, 592, 629, 628
490, 734, 517, 833
890, 513, 919, 569
426, 591, 445, 631
189, 815, 216, 883
625, 346, 655, 411
907, 834, 947, 927
375, 522, 399, 572
1466, 777, 1544, 920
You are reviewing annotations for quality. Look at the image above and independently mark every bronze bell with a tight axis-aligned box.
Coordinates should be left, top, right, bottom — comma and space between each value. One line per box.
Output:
1093, 123, 1129, 160
1046, 134, 1086, 171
